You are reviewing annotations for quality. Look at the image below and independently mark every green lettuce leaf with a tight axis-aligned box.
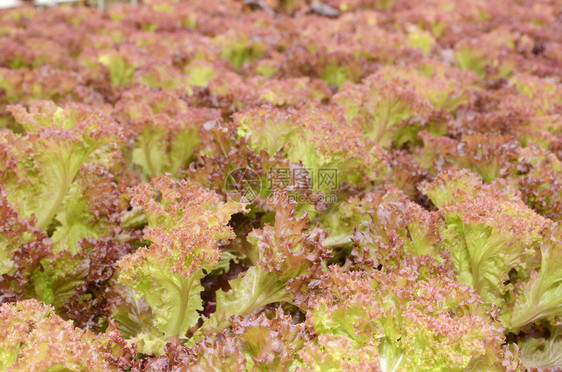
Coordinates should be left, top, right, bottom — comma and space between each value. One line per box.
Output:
116, 175, 244, 352
419, 169, 550, 307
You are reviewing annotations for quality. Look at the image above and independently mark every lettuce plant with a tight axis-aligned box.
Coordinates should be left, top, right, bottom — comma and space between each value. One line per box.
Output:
333, 71, 433, 149
235, 106, 387, 193
0, 0, 561, 369
195, 193, 329, 337
115, 175, 244, 353
0, 299, 108, 371
419, 169, 550, 308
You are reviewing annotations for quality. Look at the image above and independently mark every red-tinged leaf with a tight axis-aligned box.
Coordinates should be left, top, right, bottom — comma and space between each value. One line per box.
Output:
0, 299, 109, 371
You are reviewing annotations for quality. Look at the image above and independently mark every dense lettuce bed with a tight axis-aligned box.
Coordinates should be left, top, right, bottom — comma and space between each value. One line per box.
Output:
0, 0, 561, 370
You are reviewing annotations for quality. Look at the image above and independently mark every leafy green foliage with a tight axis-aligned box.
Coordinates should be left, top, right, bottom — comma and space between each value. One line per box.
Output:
116, 175, 244, 353
0, 0, 561, 369
420, 169, 550, 306
0, 299, 109, 371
